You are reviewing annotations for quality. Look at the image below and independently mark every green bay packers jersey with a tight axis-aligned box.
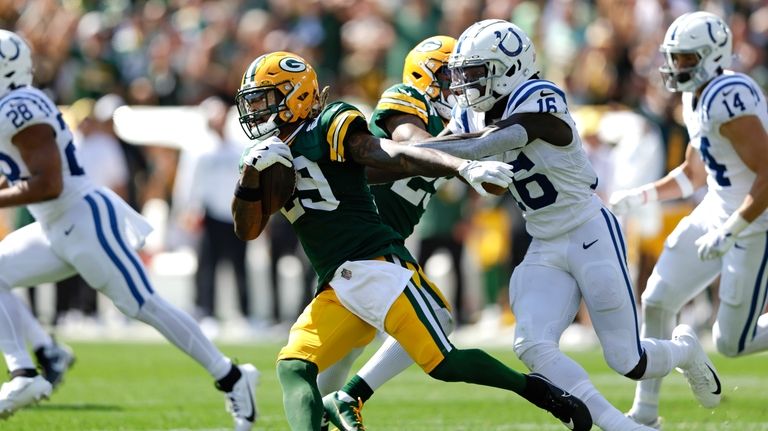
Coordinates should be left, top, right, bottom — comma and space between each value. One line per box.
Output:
368, 84, 447, 238
282, 101, 414, 290
369, 84, 445, 137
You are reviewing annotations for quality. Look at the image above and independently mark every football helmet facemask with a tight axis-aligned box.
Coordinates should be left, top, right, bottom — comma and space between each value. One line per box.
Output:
0, 30, 33, 98
403, 35, 457, 120
236, 51, 320, 140
659, 12, 732, 93
448, 19, 537, 112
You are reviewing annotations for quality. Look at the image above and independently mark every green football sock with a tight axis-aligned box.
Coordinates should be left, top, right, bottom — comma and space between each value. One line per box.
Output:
276, 359, 323, 430
429, 348, 527, 394
341, 374, 374, 403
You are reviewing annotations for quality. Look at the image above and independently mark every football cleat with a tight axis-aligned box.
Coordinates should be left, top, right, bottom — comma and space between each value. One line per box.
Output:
323, 391, 366, 431
672, 324, 721, 409
0, 375, 52, 419
35, 341, 75, 389
221, 364, 259, 431
523, 373, 592, 431
626, 412, 663, 430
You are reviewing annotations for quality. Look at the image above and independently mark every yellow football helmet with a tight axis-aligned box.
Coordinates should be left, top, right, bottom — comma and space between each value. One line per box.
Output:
402, 35, 456, 120
236, 51, 320, 140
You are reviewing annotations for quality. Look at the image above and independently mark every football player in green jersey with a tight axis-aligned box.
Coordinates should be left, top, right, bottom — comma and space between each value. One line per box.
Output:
231, 51, 591, 431
316, 35, 464, 428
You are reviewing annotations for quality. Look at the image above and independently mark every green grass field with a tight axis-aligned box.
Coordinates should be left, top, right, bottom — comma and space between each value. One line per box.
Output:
3, 341, 767, 430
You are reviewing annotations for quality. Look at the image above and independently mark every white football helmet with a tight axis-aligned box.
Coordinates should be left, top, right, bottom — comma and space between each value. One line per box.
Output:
448, 19, 537, 112
0, 30, 32, 97
659, 12, 732, 93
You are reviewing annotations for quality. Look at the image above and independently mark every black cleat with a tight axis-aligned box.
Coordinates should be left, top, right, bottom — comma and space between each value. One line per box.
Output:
523, 373, 592, 431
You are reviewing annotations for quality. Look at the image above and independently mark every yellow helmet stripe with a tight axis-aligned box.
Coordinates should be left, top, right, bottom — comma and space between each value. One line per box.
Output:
327, 111, 363, 162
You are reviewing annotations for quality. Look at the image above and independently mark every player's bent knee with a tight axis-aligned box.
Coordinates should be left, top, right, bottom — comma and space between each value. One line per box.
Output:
714, 334, 741, 358
622, 351, 648, 380
514, 340, 560, 371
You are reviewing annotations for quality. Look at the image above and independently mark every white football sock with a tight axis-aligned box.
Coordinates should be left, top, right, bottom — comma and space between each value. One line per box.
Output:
630, 303, 676, 421
317, 347, 364, 396
357, 336, 413, 390
14, 295, 53, 350
135, 294, 231, 379
0, 291, 36, 371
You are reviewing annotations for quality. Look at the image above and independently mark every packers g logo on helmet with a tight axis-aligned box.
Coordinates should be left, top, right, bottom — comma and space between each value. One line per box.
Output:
403, 35, 457, 120
236, 52, 319, 140
279, 57, 306, 73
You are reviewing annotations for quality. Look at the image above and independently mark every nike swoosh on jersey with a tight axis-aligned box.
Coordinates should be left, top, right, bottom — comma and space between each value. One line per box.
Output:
722, 88, 734, 97
540, 90, 555, 97
734, 242, 745, 250
707, 364, 722, 395
582, 239, 598, 249
64, 225, 75, 236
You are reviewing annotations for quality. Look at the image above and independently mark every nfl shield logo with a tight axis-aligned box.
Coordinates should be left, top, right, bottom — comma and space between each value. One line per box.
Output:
341, 268, 352, 280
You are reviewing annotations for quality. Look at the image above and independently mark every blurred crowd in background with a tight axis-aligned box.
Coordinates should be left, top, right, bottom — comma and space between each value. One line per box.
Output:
1, 0, 767, 342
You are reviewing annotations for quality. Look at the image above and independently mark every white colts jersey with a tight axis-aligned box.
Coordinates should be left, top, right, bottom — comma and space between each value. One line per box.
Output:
449, 79, 602, 239
685, 71, 768, 235
0, 86, 93, 224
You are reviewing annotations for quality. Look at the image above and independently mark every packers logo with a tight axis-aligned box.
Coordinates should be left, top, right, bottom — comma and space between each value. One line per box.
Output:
279, 57, 307, 73
416, 39, 442, 52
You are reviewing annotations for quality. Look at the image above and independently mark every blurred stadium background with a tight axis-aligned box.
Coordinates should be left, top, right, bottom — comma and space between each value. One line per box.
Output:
1, 0, 767, 348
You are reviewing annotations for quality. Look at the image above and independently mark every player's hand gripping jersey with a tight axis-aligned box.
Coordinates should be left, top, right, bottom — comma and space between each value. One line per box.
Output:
281, 101, 414, 289
368, 83, 448, 237
0, 86, 93, 223
685, 71, 768, 234
449, 79, 602, 239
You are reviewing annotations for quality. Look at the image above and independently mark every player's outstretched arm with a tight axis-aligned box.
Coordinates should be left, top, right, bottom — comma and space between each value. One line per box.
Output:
0, 124, 63, 208
610, 143, 706, 215
346, 131, 513, 195
408, 113, 572, 159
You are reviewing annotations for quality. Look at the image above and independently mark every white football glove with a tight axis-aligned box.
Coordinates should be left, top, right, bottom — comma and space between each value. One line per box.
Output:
694, 228, 736, 260
694, 213, 750, 260
241, 136, 293, 172
608, 186, 655, 215
458, 160, 514, 196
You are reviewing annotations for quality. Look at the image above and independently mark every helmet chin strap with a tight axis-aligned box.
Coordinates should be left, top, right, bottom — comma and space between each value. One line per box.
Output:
252, 112, 280, 140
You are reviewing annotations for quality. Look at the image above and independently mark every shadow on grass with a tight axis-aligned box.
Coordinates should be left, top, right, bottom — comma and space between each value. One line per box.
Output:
33, 403, 124, 412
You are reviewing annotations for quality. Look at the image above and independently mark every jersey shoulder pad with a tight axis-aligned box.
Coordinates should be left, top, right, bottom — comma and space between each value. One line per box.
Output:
315, 101, 368, 162
503, 79, 568, 116
371, 84, 431, 128
0, 87, 59, 139
701, 73, 763, 122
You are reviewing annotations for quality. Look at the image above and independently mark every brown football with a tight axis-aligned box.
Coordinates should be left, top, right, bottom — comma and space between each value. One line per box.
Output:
257, 162, 297, 215
482, 183, 508, 195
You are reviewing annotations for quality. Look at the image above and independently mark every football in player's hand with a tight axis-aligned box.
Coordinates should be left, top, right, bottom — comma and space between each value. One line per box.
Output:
257, 162, 297, 215
482, 183, 508, 195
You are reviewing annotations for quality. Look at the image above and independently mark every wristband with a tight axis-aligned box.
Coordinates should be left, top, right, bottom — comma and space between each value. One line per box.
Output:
639, 184, 658, 203
723, 212, 750, 236
234, 182, 262, 202
669, 166, 694, 198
